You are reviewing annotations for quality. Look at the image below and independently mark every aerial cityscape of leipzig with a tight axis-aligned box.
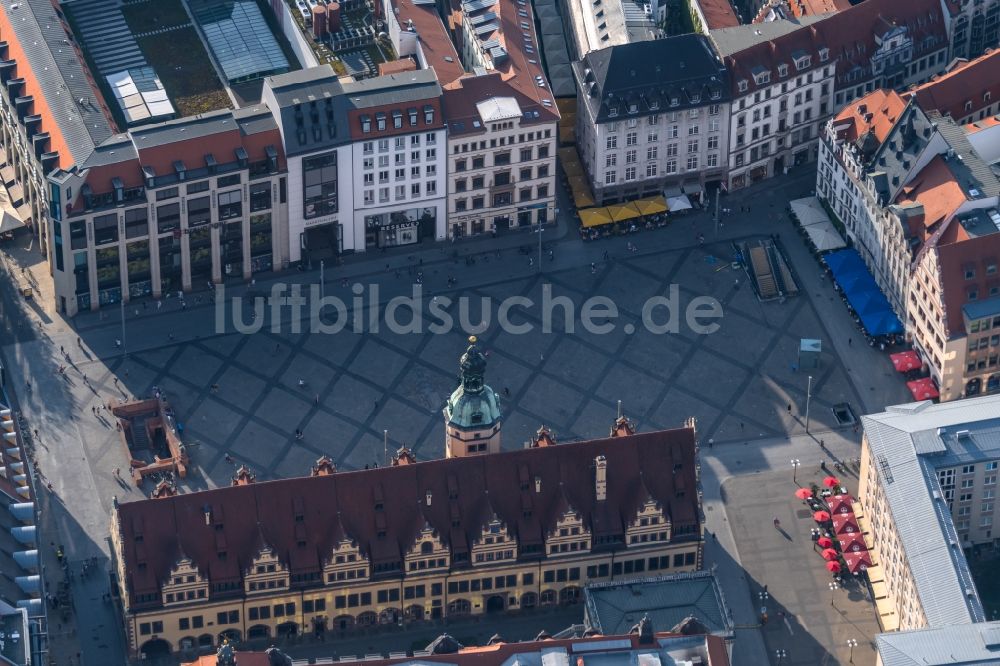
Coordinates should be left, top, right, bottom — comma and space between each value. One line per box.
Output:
0, 0, 999, 662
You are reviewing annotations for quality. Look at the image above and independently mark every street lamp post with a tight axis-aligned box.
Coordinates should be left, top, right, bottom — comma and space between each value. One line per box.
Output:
805, 375, 813, 433
847, 638, 858, 663
537, 223, 543, 272
829, 581, 839, 607
791, 459, 800, 484
320, 260, 325, 300
775, 649, 787, 664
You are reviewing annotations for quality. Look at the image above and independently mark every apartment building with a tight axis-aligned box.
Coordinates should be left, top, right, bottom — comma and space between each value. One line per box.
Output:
572, 36, 731, 206
822, 0, 950, 109
712, 21, 835, 190
948, 0, 1000, 61
110, 341, 704, 658
443, 76, 558, 236
45, 108, 287, 316
262, 67, 447, 259
857, 396, 1000, 638
904, 49, 1000, 125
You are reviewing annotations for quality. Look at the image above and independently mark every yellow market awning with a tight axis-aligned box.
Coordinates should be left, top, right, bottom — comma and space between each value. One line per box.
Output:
569, 175, 595, 208
579, 208, 613, 228
561, 159, 584, 178
871, 580, 888, 600
874, 594, 900, 632
633, 196, 668, 216
606, 202, 640, 223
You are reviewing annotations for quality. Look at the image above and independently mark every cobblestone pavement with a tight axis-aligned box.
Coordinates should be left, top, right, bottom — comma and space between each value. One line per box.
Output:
0, 170, 913, 665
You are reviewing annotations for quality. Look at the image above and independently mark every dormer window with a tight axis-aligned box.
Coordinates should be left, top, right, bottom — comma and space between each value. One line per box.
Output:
376, 113, 386, 131
754, 72, 770, 85
409, 108, 418, 125
738, 80, 748, 93
985, 92, 992, 103
966, 100, 974, 112
424, 105, 434, 124
393, 111, 402, 129
818, 47, 829, 62
778, 63, 788, 77
608, 106, 618, 117
710, 90, 721, 100
361, 115, 371, 133
650, 99, 659, 110
795, 55, 811, 70
628, 103, 638, 114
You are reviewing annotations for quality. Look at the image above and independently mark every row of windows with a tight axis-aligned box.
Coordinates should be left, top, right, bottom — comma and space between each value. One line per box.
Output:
248, 602, 295, 621
363, 139, 438, 157
454, 146, 550, 172
606, 140, 716, 166
452, 129, 552, 154
362, 165, 438, 184
165, 589, 206, 603
455, 164, 549, 191
362, 181, 439, 205
363, 151, 438, 170
454, 185, 549, 211
604, 156, 716, 184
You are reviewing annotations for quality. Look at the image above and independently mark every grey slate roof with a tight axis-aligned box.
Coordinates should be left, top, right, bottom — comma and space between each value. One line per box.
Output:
341, 69, 442, 110
876, 621, 1000, 666
963, 296, 1000, 322
708, 14, 829, 58
573, 34, 729, 124
263, 66, 353, 156
868, 101, 935, 204
583, 571, 732, 637
129, 109, 243, 149
929, 110, 1000, 199
862, 396, 1000, 628
2, 0, 115, 165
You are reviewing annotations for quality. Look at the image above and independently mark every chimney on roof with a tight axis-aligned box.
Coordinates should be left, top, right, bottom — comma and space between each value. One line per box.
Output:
426, 490, 433, 506
610, 415, 635, 438
203, 505, 212, 525
534, 476, 542, 493
595, 455, 607, 501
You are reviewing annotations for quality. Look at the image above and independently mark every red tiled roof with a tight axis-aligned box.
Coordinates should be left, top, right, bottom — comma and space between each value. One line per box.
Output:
183, 633, 731, 666
0, 8, 115, 170
787, 0, 850, 18
696, 0, 740, 30
116, 427, 700, 608
894, 155, 968, 242
442, 73, 558, 136
379, 58, 418, 76
832, 89, 906, 144
904, 49, 1000, 122
820, 0, 947, 92
389, 0, 465, 85
725, 27, 828, 96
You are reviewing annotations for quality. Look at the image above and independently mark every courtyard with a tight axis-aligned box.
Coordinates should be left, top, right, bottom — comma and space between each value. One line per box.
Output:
1, 171, 914, 664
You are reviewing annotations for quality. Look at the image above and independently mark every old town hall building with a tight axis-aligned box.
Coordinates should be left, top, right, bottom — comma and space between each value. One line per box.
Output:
110, 338, 704, 658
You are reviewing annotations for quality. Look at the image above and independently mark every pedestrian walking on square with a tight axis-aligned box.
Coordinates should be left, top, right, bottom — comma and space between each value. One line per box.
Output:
848, 337, 852, 346
787, 403, 792, 413
315, 394, 320, 405
504, 387, 510, 397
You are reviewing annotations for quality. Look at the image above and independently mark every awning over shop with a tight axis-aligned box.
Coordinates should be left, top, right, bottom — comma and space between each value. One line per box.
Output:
569, 175, 595, 209
15, 203, 31, 223
907, 377, 939, 401
890, 350, 922, 372
870, 579, 888, 600
558, 147, 584, 177
0, 211, 24, 233
0, 164, 14, 185
606, 203, 640, 222
824, 249, 903, 336
666, 194, 693, 211
633, 196, 668, 216
832, 513, 861, 535
579, 208, 613, 228
827, 494, 854, 515
790, 196, 846, 251
844, 549, 873, 573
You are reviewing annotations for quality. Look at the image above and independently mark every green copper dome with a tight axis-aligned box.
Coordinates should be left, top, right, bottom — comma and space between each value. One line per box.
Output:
444, 336, 501, 430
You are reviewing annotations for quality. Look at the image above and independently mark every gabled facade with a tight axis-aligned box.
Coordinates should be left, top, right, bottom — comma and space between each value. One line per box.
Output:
110, 422, 704, 657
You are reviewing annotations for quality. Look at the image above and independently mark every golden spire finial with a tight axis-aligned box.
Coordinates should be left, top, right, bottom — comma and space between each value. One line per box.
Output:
469, 335, 477, 344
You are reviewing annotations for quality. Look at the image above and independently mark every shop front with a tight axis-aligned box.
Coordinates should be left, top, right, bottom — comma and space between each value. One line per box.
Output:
365, 207, 436, 249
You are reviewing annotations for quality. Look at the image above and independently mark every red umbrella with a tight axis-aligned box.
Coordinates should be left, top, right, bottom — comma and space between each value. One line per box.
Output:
795, 488, 813, 500
814, 510, 831, 522
823, 476, 840, 488
817, 536, 833, 548
821, 548, 839, 561
826, 561, 842, 573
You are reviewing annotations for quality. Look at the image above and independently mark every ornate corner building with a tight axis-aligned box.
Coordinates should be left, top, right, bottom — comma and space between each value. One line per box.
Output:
109, 339, 705, 660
